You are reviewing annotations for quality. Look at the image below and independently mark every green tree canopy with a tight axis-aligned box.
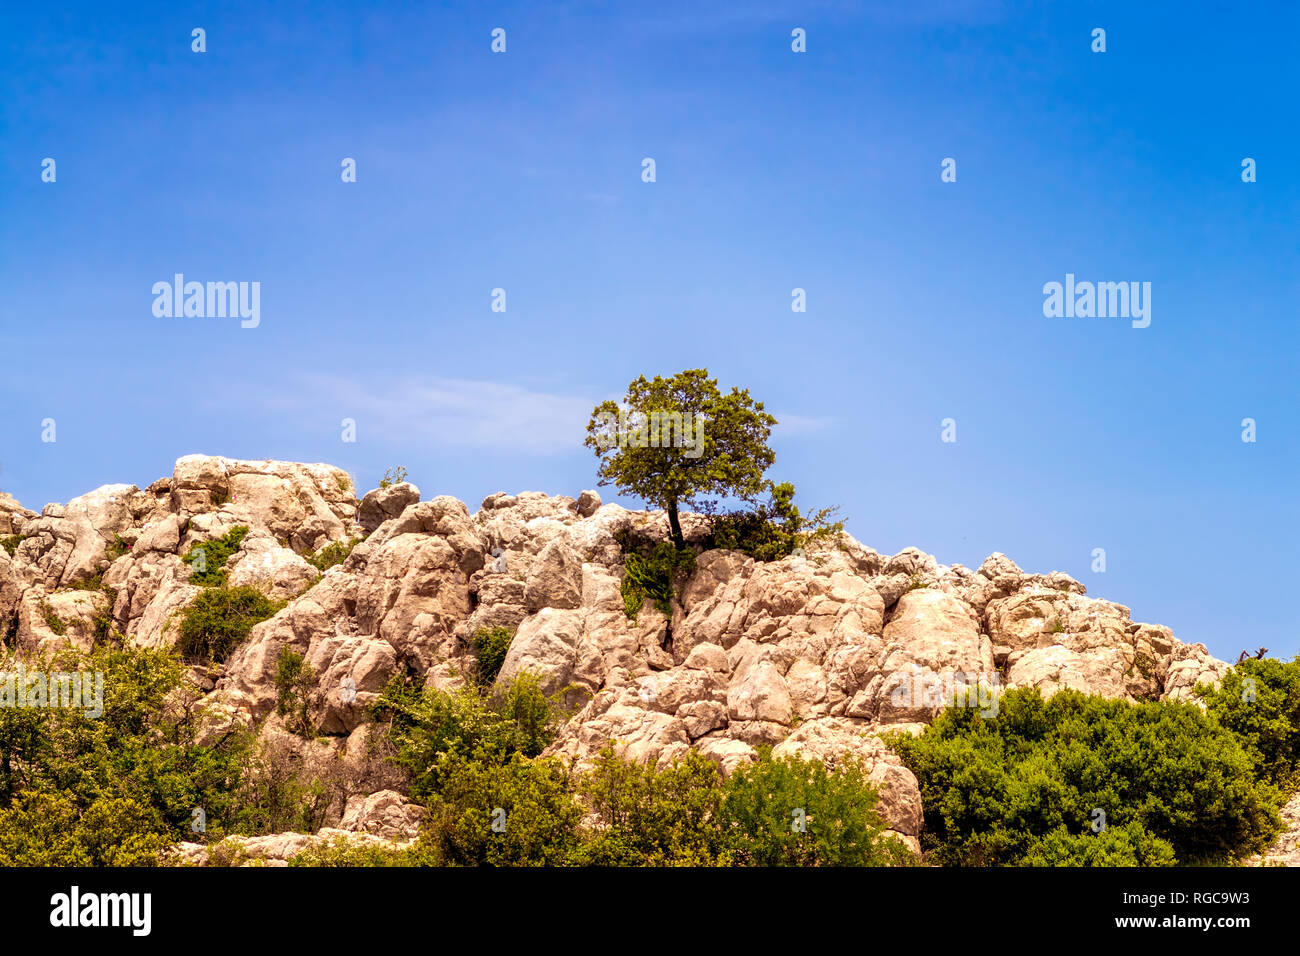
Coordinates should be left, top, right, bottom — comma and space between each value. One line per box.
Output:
585, 369, 777, 547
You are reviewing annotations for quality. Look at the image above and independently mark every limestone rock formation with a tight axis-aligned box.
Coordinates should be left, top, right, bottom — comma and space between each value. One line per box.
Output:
0, 456, 1236, 862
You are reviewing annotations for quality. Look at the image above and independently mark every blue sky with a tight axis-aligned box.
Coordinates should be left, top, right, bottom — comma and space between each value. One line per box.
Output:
2, 1, 1297, 662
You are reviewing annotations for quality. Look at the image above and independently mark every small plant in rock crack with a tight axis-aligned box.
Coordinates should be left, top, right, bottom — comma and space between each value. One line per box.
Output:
379, 466, 408, 489
40, 602, 67, 636
306, 537, 359, 571
620, 541, 696, 619
471, 626, 515, 686
104, 533, 130, 561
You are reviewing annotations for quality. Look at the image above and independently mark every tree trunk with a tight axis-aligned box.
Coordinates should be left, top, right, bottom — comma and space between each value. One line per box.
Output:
667, 499, 685, 550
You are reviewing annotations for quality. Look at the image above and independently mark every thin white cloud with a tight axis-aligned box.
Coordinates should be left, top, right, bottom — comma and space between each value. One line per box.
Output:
244, 374, 833, 454
253, 374, 596, 454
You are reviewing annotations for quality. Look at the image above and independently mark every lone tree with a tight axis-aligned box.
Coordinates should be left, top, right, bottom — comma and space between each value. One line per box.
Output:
585, 369, 777, 549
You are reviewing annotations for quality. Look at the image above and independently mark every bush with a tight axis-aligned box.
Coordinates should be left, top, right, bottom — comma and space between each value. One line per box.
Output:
376, 673, 562, 801
176, 586, 281, 664
620, 541, 695, 619
1019, 822, 1178, 866
888, 687, 1284, 866
274, 647, 316, 736
306, 538, 358, 572
717, 749, 910, 866
0, 792, 169, 867
288, 835, 439, 867
706, 480, 843, 562
471, 626, 514, 685
182, 526, 250, 586
226, 734, 331, 835
104, 533, 129, 561
422, 749, 582, 866
572, 746, 726, 865
0, 535, 27, 557
1200, 657, 1300, 791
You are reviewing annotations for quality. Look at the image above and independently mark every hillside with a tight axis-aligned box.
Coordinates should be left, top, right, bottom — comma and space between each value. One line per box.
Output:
0, 456, 1249, 863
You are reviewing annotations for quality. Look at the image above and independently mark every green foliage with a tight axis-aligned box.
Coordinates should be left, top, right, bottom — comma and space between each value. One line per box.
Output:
422, 749, 582, 866
226, 735, 332, 835
288, 835, 439, 867
470, 626, 514, 685
620, 540, 695, 619
0, 792, 169, 866
888, 687, 1283, 866
104, 533, 129, 562
1019, 822, 1178, 866
572, 745, 727, 865
0, 643, 392, 864
492, 674, 563, 758
40, 602, 66, 635
375, 673, 562, 802
707, 480, 844, 562
586, 369, 778, 547
0, 646, 249, 844
379, 466, 408, 489
1201, 657, 1300, 790
0, 535, 27, 556
274, 647, 316, 736
717, 749, 911, 866
182, 525, 250, 586
175, 585, 281, 664
305, 537, 358, 571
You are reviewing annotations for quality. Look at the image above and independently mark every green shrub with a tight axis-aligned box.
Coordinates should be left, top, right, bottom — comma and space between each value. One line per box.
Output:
274, 647, 316, 736
1019, 822, 1178, 866
0, 535, 27, 557
226, 735, 331, 835
422, 749, 582, 866
489, 673, 560, 758
182, 526, 250, 586
471, 626, 514, 685
379, 466, 408, 489
104, 533, 129, 561
306, 538, 358, 572
572, 745, 726, 866
289, 835, 439, 867
40, 602, 66, 635
376, 673, 561, 801
717, 749, 910, 866
176, 586, 281, 664
1200, 657, 1300, 791
621, 541, 695, 619
707, 480, 843, 562
888, 686, 1284, 866
0, 792, 169, 867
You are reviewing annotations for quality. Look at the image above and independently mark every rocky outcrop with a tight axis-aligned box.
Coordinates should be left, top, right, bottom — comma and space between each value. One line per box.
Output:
0, 456, 1235, 861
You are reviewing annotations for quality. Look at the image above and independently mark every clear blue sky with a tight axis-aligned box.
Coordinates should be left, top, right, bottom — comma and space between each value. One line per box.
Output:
2, 1, 1297, 663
